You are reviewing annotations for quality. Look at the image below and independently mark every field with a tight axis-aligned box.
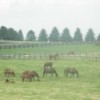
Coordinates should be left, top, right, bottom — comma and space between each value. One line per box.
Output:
0, 42, 100, 100
0, 59, 100, 100
0, 43, 100, 55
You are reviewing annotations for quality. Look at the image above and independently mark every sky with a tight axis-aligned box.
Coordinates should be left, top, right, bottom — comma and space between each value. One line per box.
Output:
0, 0, 100, 38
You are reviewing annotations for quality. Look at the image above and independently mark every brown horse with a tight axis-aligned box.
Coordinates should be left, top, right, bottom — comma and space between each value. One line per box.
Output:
4, 68, 15, 77
49, 53, 59, 60
22, 70, 40, 82
44, 62, 53, 68
64, 67, 79, 78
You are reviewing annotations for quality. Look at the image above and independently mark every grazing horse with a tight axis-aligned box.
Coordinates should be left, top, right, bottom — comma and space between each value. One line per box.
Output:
44, 62, 53, 68
4, 68, 15, 77
49, 53, 59, 60
22, 70, 40, 82
67, 51, 75, 55
43, 67, 58, 77
64, 67, 79, 78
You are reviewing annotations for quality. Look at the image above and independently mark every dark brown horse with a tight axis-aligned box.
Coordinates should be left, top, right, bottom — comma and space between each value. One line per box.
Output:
49, 53, 59, 60
4, 68, 15, 77
43, 67, 58, 77
64, 67, 79, 78
44, 62, 53, 68
22, 70, 40, 82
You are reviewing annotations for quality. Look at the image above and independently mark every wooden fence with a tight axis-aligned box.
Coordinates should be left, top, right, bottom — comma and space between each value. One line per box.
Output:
0, 54, 100, 61
0, 40, 100, 49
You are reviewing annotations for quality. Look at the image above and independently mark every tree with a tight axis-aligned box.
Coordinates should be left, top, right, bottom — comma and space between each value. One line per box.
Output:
97, 33, 100, 42
49, 27, 60, 42
85, 28, 95, 42
38, 29, 48, 42
73, 28, 83, 42
0, 26, 8, 40
60, 28, 72, 42
26, 30, 36, 41
7, 28, 19, 40
18, 30, 24, 41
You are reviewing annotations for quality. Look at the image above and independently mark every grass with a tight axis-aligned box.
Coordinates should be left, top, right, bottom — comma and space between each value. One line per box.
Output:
0, 44, 100, 54
0, 59, 100, 100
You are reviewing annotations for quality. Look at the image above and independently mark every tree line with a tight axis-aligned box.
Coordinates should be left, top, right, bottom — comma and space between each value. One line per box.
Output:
0, 26, 100, 42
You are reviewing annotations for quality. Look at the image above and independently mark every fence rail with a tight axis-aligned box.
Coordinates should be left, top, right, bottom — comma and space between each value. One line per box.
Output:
0, 54, 100, 61
0, 40, 100, 49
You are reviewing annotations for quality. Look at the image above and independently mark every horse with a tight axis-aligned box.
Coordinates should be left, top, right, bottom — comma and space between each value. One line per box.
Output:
44, 62, 53, 68
43, 67, 58, 77
22, 70, 40, 82
49, 53, 59, 60
4, 68, 15, 77
67, 51, 75, 55
64, 67, 79, 78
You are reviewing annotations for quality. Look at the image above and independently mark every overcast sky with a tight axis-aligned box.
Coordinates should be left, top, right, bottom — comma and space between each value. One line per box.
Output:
0, 0, 100, 37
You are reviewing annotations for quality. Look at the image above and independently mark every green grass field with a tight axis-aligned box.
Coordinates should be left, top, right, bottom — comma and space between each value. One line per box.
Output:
0, 44, 100, 54
0, 59, 100, 100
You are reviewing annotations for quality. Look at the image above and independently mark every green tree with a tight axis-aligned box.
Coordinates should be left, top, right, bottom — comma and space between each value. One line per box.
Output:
0, 26, 8, 40
60, 28, 72, 42
26, 30, 36, 41
97, 33, 100, 42
49, 27, 60, 42
73, 28, 83, 42
7, 28, 19, 40
18, 30, 24, 41
38, 29, 48, 42
85, 28, 95, 42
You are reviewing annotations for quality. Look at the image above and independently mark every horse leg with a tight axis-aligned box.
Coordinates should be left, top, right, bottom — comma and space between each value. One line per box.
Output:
76, 72, 79, 78
71, 74, 74, 78
37, 76, 40, 81
43, 71, 45, 77
51, 72, 53, 77
54, 71, 58, 77
66, 73, 68, 77
29, 77, 32, 82
22, 77, 24, 82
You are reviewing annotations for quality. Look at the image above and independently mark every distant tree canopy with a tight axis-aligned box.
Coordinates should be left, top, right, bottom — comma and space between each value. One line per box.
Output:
60, 28, 72, 42
26, 30, 36, 41
85, 28, 95, 42
38, 29, 48, 42
7, 28, 20, 40
49, 27, 60, 42
18, 30, 24, 41
0, 26, 99, 42
0, 26, 8, 40
97, 33, 100, 42
0, 26, 23, 41
73, 28, 83, 42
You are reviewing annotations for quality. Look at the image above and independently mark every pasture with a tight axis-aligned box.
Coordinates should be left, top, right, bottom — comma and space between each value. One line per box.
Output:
0, 59, 100, 100
0, 43, 100, 55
